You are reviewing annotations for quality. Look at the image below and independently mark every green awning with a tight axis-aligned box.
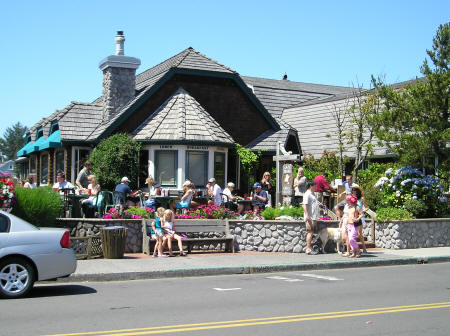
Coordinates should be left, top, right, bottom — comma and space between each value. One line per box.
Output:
39, 130, 62, 151
16, 141, 35, 157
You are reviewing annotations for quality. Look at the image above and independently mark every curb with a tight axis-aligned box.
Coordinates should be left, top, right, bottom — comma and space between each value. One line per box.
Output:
56, 255, 450, 283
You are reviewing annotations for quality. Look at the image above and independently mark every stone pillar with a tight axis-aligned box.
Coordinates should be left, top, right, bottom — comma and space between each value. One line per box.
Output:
98, 31, 140, 121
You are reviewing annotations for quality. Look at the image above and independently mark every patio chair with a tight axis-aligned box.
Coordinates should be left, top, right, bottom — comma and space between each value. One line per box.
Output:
60, 188, 75, 218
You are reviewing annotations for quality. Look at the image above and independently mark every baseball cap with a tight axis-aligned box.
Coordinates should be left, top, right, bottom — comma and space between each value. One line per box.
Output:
183, 180, 192, 187
227, 182, 235, 187
253, 182, 262, 188
208, 178, 216, 183
121, 177, 130, 183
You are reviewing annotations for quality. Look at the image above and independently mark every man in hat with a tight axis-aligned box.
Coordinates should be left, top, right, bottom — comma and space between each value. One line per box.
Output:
206, 177, 223, 205
114, 177, 139, 207
252, 182, 268, 211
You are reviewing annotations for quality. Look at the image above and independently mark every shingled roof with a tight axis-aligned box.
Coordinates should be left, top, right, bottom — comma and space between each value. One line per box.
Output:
282, 94, 387, 159
131, 87, 234, 145
135, 47, 235, 91
242, 76, 354, 119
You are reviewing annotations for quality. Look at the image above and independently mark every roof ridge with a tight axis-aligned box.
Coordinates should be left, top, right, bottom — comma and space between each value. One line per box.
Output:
188, 48, 236, 73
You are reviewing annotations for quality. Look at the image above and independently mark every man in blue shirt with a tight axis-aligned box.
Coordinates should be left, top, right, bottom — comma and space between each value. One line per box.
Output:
114, 177, 139, 206
253, 182, 268, 211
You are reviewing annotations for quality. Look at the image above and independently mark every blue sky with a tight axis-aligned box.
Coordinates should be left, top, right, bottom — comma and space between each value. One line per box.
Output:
1, 0, 449, 139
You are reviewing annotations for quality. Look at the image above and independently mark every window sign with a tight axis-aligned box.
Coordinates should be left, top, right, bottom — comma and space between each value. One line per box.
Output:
155, 150, 177, 187
40, 153, 49, 185
55, 150, 65, 178
186, 151, 207, 187
214, 152, 225, 188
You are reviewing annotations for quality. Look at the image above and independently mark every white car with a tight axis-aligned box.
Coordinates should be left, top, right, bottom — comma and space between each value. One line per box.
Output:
0, 210, 77, 298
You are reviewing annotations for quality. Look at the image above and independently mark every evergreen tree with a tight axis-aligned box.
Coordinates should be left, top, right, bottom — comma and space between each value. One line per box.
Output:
0, 122, 28, 160
371, 23, 449, 175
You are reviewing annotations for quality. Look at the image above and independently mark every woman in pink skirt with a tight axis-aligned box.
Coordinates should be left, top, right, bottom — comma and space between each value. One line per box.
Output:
344, 195, 363, 258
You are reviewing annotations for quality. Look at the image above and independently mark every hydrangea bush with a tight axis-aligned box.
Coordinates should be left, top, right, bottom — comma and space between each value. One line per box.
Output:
0, 173, 15, 211
374, 166, 447, 218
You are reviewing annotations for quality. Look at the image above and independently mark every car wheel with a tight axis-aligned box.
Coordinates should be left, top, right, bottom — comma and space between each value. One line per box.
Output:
0, 257, 35, 299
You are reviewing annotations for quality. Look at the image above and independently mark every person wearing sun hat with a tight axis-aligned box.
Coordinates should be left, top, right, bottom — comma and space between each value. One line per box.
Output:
342, 194, 363, 258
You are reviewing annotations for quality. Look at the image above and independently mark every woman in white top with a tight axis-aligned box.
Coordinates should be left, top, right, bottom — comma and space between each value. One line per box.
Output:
160, 209, 186, 256
293, 167, 307, 206
82, 175, 102, 217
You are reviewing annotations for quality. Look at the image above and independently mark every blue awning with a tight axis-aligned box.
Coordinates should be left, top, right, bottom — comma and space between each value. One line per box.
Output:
16, 141, 35, 157
27, 136, 46, 154
39, 130, 62, 151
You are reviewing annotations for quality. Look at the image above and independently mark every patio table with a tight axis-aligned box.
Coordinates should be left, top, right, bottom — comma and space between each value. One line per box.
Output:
66, 193, 89, 218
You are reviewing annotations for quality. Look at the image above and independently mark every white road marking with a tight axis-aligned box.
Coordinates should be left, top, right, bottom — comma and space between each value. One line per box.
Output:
213, 288, 242, 291
266, 276, 304, 282
300, 273, 343, 281
266, 276, 290, 280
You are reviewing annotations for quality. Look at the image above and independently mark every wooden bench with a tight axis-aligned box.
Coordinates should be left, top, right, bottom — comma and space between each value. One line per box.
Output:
142, 219, 235, 255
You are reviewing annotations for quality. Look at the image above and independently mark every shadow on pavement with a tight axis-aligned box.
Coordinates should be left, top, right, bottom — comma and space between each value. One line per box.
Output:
29, 284, 97, 298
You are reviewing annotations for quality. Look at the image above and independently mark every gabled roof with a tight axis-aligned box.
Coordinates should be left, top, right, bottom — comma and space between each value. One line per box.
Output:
131, 87, 234, 145
135, 47, 235, 91
242, 76, 354, 119
57, 103, 103, 142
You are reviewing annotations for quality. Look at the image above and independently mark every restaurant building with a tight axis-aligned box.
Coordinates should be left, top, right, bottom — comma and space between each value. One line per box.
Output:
16, 31, 357, 190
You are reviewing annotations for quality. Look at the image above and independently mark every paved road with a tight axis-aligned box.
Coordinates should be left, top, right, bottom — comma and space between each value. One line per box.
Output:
1, 263, 450, 336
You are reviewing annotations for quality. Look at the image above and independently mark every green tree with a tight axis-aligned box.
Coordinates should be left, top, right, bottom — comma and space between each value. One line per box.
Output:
235, 143, 260, 192
371, 23, 449, 175
89, 134, 141, 191
0, 122, 28, 160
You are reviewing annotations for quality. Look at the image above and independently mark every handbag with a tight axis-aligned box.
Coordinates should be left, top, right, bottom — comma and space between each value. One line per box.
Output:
354, 218, 362, 227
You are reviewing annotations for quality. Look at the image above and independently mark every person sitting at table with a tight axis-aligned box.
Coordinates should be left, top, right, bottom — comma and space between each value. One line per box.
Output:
252, 182, 268, 211
222, 182, 241, 211
53, 172, 74, 192
143, 177, 158, 208
170, 180, 197, 212
206, 177, 222, 205
81, 175, 102, 217
23, 175, 36, 189
114, 176, 140, 208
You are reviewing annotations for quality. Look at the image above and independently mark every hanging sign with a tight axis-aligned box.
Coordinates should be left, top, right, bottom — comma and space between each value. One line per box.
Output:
282, 163, 293, 195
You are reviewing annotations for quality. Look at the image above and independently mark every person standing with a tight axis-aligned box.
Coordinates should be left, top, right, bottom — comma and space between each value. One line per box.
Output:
76, 161, 92, 191
313, 173, 336, 208
302, 181, 320, 255
206, 177, 222, 205
261, 172, 272, 207
293, 167, 307, 206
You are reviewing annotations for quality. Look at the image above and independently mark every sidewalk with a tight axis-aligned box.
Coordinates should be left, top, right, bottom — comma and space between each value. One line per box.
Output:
59, 247, 450, 283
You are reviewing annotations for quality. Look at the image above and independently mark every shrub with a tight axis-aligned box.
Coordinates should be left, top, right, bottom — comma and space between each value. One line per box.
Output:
89, 134, 141, 191
403, 198, 427, 218
261, 206, 303, 220
376, 207, 414, 222
11, 187, 61, 227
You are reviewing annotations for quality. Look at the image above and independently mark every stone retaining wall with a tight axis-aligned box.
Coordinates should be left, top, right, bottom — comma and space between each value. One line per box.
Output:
56, 218, 143, 253
57, 217, 450, 254
228, 220, 339, 253
375, 219, 450, 249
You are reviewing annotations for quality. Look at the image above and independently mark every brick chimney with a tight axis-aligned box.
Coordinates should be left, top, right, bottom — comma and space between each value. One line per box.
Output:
99, 31, 141, 121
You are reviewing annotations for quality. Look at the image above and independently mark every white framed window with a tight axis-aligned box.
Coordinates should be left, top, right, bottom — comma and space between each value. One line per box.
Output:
155, 150, 178, 187
186, 151, 208, 187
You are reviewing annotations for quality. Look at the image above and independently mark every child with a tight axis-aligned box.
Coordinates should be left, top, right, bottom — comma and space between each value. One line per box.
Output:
151, 207, 167, 258
161, 209, 186, 257
344, 195, 363, 258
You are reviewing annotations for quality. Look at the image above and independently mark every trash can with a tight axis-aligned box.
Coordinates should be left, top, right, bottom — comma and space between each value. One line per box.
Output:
100, 226, 128, 259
